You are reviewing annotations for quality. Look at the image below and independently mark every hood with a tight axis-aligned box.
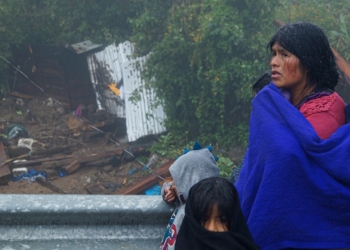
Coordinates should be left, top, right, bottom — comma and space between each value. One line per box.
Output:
169, 148, 219, 204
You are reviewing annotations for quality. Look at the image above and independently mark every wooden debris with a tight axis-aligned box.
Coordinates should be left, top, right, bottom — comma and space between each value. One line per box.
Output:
36, 178, 66, 194
1, 154, 29, 167
100, 182, 122, 192
42, 169, 59, 179
116, 160, 174, 195
11, 154, 76, 168
10, 92, 35, 99
0, 142, 11, 185
32, 145, 78, 156
8, 146, 31, 158
29, 149, 124, 172
0, 120, 38, 125
61, 160, 80, 174
86, 183, 110, 194
56, 116, 117, 136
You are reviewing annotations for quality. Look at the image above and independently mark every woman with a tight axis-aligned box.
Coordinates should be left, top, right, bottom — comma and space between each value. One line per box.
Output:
268, 22, 345, 139
176, 177, 260, 250
235, 22, 350, 250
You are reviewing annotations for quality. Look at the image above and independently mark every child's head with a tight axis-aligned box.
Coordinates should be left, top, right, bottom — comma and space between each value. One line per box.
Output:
169, 147, 219, 204
189, 177, 237, 232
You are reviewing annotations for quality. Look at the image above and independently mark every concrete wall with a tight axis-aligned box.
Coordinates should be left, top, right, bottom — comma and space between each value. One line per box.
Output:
0, 195, 174, 250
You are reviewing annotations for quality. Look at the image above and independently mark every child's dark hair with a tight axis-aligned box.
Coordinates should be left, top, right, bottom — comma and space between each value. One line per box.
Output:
253, 71, 271, 94
189, 177, 237, 231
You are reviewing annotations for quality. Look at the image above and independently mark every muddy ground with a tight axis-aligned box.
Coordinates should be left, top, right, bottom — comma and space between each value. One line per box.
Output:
0, 96, 168, 195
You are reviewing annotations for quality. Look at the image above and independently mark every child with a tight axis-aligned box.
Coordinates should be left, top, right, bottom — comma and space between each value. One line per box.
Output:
252, 71, 272, 95
176, 177, 260, 250
160, 142, 220, 250
252, 71, 291, 100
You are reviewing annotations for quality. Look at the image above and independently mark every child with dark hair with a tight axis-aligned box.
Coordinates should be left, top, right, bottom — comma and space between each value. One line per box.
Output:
176, 177, 260, 250
160, 142, 220, 250
252, 71, 291, 100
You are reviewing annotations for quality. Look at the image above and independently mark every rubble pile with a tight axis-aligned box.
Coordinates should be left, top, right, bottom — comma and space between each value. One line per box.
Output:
0, 95, 171, 195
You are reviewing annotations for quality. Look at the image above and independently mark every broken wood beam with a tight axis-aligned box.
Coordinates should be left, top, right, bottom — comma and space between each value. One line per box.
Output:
116, 160, 174, 195
12, 146, 147, 174
37, 149, 125, 171
61, 160, 80, 174
0, 142, 11, 185
56, 117, 117, 136
1, 154, 30, 167
0, 120, 38, 125
10, 92, 35, 99
11, 155, 76, 168
36, 178, 66, 194
8, 146, 31, 158
31, 145, 78, 156
86, 183, 110, 194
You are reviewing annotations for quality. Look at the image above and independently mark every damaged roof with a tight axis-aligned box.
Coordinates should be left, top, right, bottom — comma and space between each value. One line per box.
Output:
67, 40, 103, 54
86, 41, 167, 142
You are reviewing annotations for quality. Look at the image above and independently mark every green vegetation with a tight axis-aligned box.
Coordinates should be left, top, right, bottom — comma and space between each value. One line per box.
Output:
0, 0, 349, 157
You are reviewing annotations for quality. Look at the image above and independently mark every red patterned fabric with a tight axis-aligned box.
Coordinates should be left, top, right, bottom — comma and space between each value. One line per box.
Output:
299, 92, 345, 139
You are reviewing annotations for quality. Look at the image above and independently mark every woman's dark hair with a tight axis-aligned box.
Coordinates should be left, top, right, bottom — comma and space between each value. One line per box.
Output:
189, 177, 237, 231
268, 22, 339, 90
253, 71, 271, 94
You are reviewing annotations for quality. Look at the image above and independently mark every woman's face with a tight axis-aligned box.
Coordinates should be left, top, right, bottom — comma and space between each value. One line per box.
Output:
270, 42, 308, 92
201, 204, 228, 232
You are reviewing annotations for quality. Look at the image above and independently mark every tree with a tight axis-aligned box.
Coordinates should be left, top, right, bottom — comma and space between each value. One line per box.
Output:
130, 0, 279, 147
0, 0, 140, 91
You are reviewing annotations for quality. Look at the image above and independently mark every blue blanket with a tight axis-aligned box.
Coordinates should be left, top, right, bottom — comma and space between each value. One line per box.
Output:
235, 83, 350, 250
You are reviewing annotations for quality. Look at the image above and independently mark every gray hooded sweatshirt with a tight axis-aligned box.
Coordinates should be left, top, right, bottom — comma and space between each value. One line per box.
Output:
160, 148, 220, 250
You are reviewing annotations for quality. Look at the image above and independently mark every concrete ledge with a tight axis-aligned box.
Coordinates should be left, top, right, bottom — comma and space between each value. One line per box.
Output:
0, 195, 174, 250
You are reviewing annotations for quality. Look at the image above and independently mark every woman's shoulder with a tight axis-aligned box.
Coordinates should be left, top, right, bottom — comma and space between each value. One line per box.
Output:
299, 92, 345, 117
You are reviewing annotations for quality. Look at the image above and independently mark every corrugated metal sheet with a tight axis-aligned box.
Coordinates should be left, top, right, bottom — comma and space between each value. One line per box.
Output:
87, 43, 125, 118
68, 40, 102, 54
87, 41, 167, 142
122, 56, 167, 142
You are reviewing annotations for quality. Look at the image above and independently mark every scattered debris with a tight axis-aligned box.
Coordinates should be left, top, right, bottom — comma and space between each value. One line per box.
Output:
0, 96, 171, 194
117, 160, 173, 195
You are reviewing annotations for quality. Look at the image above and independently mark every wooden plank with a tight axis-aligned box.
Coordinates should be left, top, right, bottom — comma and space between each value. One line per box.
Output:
61, 160, 80, 174
86, 183, 110, 194
27, 149, 125, 171
36, 178, 66, 194
0, 121, 38, 125
116, 160, 174, 195
10, 92, 35, 99
0, 142, 11, 185
0, 154, 29, 166
8, 146, 31, 158
56, 117, 117, 136
11, 155, 76, 167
